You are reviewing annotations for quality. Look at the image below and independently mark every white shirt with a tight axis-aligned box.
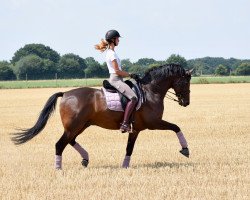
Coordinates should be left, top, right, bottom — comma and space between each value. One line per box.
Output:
105, 49, 122, 74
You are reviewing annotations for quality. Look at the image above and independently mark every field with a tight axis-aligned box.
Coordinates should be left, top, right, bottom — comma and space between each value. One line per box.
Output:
0, 76, 250, 89
0, 84, 250, 199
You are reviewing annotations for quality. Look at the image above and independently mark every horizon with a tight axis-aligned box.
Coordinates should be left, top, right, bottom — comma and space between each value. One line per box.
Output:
2, 42, 249, 64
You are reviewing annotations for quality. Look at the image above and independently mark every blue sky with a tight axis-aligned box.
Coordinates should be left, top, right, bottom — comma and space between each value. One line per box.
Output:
0, 0, 249, 63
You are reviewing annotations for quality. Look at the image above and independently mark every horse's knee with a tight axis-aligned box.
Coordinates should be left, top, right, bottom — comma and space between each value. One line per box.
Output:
55, 142, 61, 155
69, 140, 76, 146
55, 140, 61, 151
171, 124, 180, 133
55, 133, 71, 155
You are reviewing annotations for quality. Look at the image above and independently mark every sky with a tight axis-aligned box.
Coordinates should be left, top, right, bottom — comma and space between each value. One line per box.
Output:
0, 0, 249, 63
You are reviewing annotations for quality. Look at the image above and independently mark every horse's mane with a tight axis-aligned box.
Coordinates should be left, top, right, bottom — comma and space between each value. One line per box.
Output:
141, 63, 186, 84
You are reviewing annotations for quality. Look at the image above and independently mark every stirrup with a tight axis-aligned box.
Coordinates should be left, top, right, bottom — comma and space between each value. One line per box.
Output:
120, 123, 131, 133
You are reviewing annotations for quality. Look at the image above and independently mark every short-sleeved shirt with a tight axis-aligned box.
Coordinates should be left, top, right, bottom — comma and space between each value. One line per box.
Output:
105, 49, 122, 74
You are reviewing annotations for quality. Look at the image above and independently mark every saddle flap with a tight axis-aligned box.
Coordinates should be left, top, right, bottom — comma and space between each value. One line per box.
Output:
103, 80, 117, 92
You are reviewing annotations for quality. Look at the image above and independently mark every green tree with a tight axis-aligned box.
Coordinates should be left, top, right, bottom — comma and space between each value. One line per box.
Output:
84, 57, 106, 78
166, 54, 188, 68
121, 59, 133, 71
143, 61, 167, 71
42, 59, 57, 79
16, 55, 44, 80
235, 63, 250, 75
128, 65, 148, 74
187, 57, 250, 75
148, 63, 161, 69
134, 58, 156, 67
57, 54, 86, 79
0, 61, 16, 80
11, 43, 60, 64
215, 64, 228, 76
62, 53, 86, 68
100, 62, 109, 78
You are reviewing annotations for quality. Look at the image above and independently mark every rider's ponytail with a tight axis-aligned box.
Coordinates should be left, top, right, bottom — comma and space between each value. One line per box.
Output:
95, 39, 109, 52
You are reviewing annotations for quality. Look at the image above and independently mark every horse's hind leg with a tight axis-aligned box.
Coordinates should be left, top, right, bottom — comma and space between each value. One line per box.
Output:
69, 135, 89, 167
55, 132, 72, 169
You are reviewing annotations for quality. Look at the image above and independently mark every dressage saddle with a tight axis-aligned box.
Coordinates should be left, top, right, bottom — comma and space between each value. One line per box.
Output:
102, 80, 141, 110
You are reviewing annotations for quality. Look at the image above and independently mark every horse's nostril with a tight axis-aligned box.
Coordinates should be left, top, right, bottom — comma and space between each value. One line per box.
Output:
182, 101, 189, 107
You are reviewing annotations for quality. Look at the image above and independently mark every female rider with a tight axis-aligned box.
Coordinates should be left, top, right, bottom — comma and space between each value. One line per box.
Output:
95, 30, 138, 133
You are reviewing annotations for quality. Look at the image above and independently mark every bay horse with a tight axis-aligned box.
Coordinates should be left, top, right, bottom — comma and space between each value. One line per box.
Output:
12, 64, 193, 169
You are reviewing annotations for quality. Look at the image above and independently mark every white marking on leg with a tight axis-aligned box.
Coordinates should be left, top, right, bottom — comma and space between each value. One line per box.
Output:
55, 155, 62, 169
73, 142, 89, 160
122, 156, 131, 168
176, 131, 188, 148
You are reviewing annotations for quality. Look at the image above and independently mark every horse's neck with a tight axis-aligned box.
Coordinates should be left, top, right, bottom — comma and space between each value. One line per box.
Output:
144, 79, 172, 102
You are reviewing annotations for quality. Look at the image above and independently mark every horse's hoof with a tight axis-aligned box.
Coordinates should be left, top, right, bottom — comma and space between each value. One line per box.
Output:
179, 148, 189, 158
81, 159, 89, 167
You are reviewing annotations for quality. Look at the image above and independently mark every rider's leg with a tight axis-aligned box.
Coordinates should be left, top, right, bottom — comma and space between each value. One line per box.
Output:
109, 76, 138, 132
120, 96, 137, 133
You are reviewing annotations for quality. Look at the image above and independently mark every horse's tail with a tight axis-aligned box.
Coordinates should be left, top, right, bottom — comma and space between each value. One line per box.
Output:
12, 92, 64, 145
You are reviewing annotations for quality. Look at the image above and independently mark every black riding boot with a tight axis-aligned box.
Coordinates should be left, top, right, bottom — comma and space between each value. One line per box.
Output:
120, 98, 137, 133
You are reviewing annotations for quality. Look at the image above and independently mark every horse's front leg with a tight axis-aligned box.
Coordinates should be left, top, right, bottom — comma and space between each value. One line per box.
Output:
122, 132, 139, 168
150, 120, 189, 157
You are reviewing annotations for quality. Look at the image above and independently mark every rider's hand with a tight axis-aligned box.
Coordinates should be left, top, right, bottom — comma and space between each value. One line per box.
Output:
130, 73, 140, 81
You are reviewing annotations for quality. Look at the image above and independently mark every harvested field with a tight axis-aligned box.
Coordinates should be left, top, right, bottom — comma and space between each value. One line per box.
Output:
0, 84, 249, 199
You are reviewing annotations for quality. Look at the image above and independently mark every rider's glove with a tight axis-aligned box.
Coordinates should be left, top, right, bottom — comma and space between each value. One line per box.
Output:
130, 73, 140, 81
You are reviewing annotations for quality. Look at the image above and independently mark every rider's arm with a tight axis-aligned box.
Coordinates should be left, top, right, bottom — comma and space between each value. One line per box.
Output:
112, 60, 130, 77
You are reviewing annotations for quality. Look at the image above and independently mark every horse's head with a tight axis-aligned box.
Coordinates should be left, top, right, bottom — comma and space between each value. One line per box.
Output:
172, 69, 193, 107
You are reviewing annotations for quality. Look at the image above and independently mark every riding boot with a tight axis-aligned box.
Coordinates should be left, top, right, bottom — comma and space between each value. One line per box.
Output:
120, 98, 137, 133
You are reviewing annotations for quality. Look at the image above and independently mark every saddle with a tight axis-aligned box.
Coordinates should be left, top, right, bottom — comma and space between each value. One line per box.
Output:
102, 79, 145, 112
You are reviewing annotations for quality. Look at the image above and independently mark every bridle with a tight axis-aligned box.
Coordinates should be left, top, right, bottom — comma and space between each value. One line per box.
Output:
136, 74, 191, 104
165, 89, 190, 103
165, 90, 180, 102
165, 77, 190, 104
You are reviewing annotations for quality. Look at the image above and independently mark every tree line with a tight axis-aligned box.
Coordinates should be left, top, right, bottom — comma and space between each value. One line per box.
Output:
0, 43, 250, 80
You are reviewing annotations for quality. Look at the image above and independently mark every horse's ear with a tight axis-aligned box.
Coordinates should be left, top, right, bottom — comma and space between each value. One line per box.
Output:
189, 68, 194, 74
186, 68, 194, 76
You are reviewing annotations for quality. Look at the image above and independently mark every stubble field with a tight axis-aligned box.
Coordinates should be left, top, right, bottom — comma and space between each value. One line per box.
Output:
0, 84, 249, 199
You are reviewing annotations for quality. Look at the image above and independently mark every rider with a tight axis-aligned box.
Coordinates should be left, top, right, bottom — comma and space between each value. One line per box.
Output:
95, 30, 139, 133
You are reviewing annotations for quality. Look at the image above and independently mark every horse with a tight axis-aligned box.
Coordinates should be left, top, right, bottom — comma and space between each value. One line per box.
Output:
12, 64, 193, 169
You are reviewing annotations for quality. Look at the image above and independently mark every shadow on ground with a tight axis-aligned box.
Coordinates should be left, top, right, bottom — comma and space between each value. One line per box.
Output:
91, 162, 197, 169
137, 161, 197, 169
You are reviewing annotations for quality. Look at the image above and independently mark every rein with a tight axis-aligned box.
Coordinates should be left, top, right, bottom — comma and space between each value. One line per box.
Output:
138, 80, 181, 103
164, 76, 191, 103
165, 91, 180, 102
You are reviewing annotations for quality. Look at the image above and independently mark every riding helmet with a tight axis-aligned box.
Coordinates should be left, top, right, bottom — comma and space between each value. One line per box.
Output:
105, 30, 121, 41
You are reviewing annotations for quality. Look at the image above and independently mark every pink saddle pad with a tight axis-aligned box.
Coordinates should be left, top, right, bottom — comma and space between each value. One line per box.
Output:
102, 88, 141, 112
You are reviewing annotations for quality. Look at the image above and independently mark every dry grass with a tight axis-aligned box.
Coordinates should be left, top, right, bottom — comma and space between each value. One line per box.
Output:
0, 84, 250, 200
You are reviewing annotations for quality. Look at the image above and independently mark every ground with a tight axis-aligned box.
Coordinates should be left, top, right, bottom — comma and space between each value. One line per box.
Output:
0, 84, 249, 199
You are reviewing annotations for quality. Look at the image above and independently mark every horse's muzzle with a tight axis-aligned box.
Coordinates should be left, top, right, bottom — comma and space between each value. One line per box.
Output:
179, 99, 190, 107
